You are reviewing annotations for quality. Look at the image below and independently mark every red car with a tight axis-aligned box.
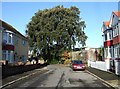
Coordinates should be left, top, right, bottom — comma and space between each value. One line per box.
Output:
71, 60, 85, 71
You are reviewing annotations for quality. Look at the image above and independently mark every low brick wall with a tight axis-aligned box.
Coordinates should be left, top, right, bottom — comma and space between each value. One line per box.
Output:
2, 63, 48, 79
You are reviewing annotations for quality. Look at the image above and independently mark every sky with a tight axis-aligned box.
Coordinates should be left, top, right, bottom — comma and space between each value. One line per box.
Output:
1, 2, 118, 48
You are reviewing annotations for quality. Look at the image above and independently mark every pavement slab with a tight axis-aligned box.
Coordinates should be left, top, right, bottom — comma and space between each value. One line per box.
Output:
86, 67, 120, 89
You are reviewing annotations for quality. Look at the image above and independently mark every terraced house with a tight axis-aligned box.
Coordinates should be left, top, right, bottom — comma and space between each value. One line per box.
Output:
0, 20, 28, 65
101, 11, 120, 74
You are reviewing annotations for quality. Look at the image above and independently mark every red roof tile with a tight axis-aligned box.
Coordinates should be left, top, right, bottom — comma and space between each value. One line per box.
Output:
113, 11, 120, 17
104, 21, 109, 27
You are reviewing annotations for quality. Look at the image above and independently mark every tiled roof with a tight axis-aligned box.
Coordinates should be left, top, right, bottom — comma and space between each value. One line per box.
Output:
104, 21, 109, 27
113, 11, 120, 17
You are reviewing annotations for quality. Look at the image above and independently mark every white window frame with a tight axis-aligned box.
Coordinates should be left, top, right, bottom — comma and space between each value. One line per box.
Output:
113, 24, 119, 37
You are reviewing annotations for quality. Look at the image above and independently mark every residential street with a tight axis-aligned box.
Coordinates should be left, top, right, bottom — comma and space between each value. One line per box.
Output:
2, 65, 114, 89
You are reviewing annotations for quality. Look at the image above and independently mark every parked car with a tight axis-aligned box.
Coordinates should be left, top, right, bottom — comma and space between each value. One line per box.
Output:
71, 60, 85, 71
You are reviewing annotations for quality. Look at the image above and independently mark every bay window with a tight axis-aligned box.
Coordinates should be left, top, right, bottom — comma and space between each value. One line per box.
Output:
2, 31, 13, 44
2, 50, 13, 62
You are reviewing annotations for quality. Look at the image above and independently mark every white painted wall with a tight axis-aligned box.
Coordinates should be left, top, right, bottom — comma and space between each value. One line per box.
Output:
88, 60, 107, 71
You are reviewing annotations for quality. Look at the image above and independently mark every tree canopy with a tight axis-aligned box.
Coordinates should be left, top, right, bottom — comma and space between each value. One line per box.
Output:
26, 5, 87, 61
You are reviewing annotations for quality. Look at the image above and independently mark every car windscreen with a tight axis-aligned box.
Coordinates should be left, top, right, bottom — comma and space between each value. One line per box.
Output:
73, 61, 83, 64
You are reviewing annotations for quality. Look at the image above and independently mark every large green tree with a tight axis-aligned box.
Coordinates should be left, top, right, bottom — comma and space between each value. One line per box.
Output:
26, 5, 87, 61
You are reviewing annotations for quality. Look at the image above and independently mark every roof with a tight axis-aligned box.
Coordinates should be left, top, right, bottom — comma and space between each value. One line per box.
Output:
103, 21, 110, 27
113, 11, 120, 17
0, 20, 27, 40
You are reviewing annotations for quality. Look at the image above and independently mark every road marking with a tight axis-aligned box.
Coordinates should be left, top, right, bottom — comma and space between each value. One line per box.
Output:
1, 67, 50, 89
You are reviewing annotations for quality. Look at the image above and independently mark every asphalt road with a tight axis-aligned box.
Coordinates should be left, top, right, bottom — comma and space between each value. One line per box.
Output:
3, 64, 114, 89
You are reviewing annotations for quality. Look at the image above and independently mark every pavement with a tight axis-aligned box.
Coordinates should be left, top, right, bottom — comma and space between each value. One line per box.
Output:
86, 67, 120, 89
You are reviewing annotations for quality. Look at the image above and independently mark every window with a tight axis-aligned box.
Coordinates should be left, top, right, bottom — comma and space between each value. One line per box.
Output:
8, 33, 13, 44
8, 34, 12, 43
105, 34, 107, 41
2, 50, 13, 62
22, 56, 25, 62
109, 47, 112, 57
22, 40, 26, 45
3, 32, 13, 44
109, 31, 113, 40
2, 50, 6, 60
114, 46, 117, 58
104, 48, 108, 58
114, 44, 120, 58
113, 24, 119, 37
3, 32, 7, 44
8, 51, 11, 61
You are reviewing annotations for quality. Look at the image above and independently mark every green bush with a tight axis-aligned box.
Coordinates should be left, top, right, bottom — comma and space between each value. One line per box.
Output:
49, 59, 59, 64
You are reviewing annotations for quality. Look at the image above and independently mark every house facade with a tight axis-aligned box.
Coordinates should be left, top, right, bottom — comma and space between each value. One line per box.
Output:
0, 29, 2, 60
101, 11, 120, 74
0, 20, 28, 64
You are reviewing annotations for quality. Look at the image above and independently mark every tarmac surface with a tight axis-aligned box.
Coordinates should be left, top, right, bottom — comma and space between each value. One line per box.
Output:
1, 64, 120, 89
